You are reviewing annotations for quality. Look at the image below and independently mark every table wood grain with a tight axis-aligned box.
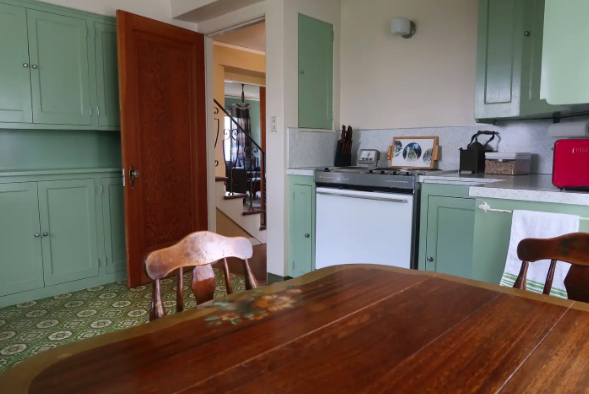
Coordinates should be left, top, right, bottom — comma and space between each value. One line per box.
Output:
2, 265, 589, 393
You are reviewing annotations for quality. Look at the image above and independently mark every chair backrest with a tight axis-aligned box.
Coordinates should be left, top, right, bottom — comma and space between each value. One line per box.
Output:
515, 232, 589, 302
145, 231, 254, 320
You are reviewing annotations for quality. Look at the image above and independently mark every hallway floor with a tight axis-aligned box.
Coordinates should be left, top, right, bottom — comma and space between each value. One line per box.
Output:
0, 269, 246, 375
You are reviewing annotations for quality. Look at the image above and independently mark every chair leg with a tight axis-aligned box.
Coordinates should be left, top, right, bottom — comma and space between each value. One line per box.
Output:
243, 259, 258, 290
514, 261, 529, 291
177, 267, 184, 313
223, 258, 233, 294
150, 280, 165, 321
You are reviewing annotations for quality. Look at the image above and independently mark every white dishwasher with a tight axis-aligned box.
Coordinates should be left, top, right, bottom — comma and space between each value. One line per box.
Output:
315, 187, 414, 270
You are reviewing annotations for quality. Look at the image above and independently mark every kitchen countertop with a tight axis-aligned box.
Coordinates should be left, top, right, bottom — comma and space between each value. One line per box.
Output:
287, 168, 316, 176
421, 172, 589, 206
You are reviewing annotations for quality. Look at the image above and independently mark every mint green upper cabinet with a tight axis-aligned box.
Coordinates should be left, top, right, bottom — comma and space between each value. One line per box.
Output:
94, 23, 120, 127
27, 9, 92, 126
541, 0, 589, 105
0, 183, 44, 297
0, 4, 32, 123
289, 176, 315, 277
38, 179, 98, 286
425, 196, 476, 278
101, 177, 126, 274
475, 0, 562, 122
298, 14, 333, 130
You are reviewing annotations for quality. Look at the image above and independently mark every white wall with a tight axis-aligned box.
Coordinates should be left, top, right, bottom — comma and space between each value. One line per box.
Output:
33, 0, 197, 29
340, 0, 479, 130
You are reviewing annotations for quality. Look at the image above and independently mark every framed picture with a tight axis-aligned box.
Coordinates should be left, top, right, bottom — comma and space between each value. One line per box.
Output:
389, 136, 439, 169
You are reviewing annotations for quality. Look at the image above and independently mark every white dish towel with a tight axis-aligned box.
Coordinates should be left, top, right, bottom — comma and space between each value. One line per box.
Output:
500, 210, 580, 298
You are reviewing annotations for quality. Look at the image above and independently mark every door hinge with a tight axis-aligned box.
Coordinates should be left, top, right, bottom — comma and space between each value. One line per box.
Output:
332, 30, 335, 41
292, 260, 295, 270
86, 25, 88, 37
90, 106, 92, 116
96, 185, 103, 195
98, 257, 101, 267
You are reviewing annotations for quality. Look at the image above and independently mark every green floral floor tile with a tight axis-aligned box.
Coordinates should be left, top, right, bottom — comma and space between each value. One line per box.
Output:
0, 269, 245, 375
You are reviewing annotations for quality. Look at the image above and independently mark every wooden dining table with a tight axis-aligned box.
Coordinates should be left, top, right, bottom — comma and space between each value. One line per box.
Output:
2, 264, 589, 393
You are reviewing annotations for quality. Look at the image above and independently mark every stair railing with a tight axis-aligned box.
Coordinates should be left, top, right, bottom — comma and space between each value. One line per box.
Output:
214, 99, 266, 227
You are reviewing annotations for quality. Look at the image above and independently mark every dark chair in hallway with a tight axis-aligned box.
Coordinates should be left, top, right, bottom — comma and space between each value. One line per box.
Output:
515, 232, 589, 302
144, 231, 259, 321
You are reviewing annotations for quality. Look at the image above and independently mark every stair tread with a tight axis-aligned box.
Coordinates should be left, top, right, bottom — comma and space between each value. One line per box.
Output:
243, 208, 266, 216
224, 192, 247, 200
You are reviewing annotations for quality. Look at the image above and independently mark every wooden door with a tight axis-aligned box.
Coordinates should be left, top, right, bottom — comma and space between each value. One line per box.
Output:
0, 182, 44, 297
425, 196, 475, 279
94, 22, 120, 127
0, 3, 33, 124
101, 177, 126, 274
27, 9, 92, 125
117, 11, 208, 287
38, 179, 99, 286
298, 14, 333, 130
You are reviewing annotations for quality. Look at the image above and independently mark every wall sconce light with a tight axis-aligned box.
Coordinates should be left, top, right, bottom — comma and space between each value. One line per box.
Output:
391, 17, 416, 39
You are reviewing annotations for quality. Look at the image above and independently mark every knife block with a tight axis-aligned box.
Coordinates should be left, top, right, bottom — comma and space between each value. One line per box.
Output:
334, 141, 352, 167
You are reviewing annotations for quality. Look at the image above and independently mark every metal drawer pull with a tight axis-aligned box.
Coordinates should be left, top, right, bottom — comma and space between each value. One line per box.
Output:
478, 202, 589, 221
317, 191, 408, 204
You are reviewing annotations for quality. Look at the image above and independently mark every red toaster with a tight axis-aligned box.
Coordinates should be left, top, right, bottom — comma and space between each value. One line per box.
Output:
553, 139, 589, 189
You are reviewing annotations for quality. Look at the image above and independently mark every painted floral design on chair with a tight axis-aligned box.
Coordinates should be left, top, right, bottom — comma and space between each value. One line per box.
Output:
204, 286, 304, 327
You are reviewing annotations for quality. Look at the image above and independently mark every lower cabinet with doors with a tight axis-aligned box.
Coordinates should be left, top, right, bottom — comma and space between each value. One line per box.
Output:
288, 175, 316, 277
418, 184, 476, 279
471, 197, 589, 285
0, 169, 126, 307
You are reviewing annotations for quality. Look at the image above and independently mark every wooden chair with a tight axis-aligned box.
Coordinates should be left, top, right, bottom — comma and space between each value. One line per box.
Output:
515, 232, 589, 302
144, 231, 259, 321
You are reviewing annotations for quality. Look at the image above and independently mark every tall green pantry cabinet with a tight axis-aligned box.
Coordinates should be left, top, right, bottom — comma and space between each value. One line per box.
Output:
289, 175, 316, 277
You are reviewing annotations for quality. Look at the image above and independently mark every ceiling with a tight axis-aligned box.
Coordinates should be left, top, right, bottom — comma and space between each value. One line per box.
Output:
214, 21, 266, 53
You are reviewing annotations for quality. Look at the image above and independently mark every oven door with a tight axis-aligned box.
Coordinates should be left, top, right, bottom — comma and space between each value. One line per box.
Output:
315, 187, 414, 270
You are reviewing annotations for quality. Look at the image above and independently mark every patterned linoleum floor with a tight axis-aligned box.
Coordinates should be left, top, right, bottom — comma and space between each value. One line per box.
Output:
0, 269, 246, 375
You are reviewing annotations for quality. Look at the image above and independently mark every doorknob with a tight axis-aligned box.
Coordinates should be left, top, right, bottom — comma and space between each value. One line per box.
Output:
129, 166, 140, 187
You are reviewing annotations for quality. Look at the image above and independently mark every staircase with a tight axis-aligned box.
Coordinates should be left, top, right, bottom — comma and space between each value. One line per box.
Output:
214, 100, 267, 244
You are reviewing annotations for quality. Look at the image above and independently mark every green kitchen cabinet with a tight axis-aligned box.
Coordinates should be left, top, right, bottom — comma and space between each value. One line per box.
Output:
27, 9, 92, 126
289, 175, 316, 277
0, 0, 119, 130
38, 179, 99, 285
475, 0, 565, 122
0, 183, 44, 297
418, 184, 475, 279
472, 198, 589, 284
298, 14, 334, 130
0, 3, 33, 123
94, 22, 120, 127
101, 177, 126, 274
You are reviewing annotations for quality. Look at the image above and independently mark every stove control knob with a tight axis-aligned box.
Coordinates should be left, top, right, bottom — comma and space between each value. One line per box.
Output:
404, 172, 411, 176
380, 170, 386, 174
324, 168, 331, 172
368, 170, 374, 174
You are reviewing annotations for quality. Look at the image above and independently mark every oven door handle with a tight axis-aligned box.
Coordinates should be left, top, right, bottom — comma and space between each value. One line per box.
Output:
316, 190, 409, 204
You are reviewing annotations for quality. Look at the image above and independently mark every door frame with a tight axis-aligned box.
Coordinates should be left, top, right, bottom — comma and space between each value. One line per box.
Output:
203, 15, 266, 234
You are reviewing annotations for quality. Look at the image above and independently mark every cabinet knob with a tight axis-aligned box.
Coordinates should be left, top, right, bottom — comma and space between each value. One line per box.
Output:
524, 31, 531, 37
31, 64, 38, 69
34, 233, 40, 238
43, 232, 49, 237
304, 233, 310, 238
23, 63, 29, 68
300, 70, 305, 75
427, 256, 434, 262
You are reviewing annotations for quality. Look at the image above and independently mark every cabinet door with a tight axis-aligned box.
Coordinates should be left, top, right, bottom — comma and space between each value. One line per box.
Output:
0, 3, 32, 123
27, 10, 92, 125
298, 14, 333, 130
290, 182, 314, 277
101, 178, 126, 274
94, 23, 120, 127
425, 196, 475, 279
0, 183, 44, 296
38, 179, 98, 286
520, 0, 565, 116
475, 0, 523, 120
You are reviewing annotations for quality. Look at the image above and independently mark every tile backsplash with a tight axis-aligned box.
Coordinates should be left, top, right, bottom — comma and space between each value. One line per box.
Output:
289, 120, 562, 174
